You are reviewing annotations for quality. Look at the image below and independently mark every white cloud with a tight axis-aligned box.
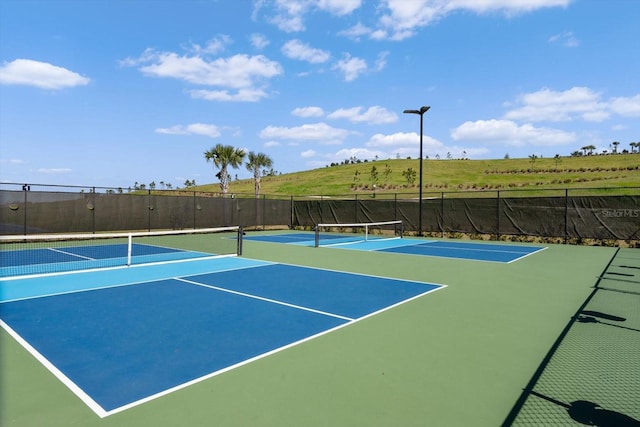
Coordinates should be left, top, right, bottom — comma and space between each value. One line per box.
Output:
0, 159, 25, 164
136, 51, 282, 88
451, 119, 577, 147
503, 87, 604, 122
317, 0, 362, 15
281, 39, 331, 63
374, 51, 389, 71
264, 0, 308, 32
332, 147, 386, 161
367, 132, 444, 151
0, 59, 90, 89
609, 94, 640, 117
250, 33, 270, 49
292, 106, 325, 117
375, 0, 572, 40
449, 0, 572, 15
186, 35, 233, 55
264, 140, 281, 148
256, 0, 362, 32
259, 122, 355, 144
190, 88, 269, 102
332, 54, 367, 81
301, 149, 317, 158
503, 87, 640, 123
36, 168, 72, 174
338, 23, 372, 40
257, 0, 570, 41
156, 123, 221, 138
327, 106, 398, 124
548, 31, 579, 47
123, 49, 282, 101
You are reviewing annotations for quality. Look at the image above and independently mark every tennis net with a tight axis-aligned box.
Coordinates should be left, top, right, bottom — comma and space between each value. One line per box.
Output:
0, 226, 243, 278
314, 220, 403, 247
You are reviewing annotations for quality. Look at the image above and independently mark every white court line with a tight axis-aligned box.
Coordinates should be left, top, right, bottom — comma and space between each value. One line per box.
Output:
421, 242, 544, 255
102, 280, 446, 418
2, 262, 446, 418
47, 247, 95, 261
0, 319, 109, 418
506, 246, 548, 264
176, 277, 355, 321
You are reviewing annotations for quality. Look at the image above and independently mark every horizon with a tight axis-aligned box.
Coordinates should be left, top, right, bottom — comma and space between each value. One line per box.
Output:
1, 0, 639, 190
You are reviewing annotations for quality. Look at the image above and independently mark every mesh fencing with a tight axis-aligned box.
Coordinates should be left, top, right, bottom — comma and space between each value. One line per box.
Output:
0, 187, 292, 234
1, 185, 638, 241
292, 192, 639, 241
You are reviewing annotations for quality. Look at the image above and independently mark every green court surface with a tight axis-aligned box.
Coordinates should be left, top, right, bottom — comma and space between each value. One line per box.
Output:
1, 232, 638, 426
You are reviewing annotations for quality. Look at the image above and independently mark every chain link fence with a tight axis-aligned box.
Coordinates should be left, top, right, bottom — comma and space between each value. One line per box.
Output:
1, 183, 638, 243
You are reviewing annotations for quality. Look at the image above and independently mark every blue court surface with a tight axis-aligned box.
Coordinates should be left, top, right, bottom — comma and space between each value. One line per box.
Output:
243, 232, 345, 245
244, 233, 546, 263
0, 257, 444, 417
0, 243, 213, 277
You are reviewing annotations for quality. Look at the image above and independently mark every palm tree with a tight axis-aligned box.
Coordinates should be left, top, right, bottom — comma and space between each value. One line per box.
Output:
612, 141, 620, 154
204, 144, 246, 194
245, 151, 273, 197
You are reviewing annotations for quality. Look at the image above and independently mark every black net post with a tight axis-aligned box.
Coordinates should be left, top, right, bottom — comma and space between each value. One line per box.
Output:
237, 226, 243, 256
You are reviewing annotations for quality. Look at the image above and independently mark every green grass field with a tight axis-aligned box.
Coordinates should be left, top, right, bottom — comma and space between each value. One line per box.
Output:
193, 154, 640, 197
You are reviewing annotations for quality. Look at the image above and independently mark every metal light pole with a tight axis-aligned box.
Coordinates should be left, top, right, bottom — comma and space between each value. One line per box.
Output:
403, 106, 430, 236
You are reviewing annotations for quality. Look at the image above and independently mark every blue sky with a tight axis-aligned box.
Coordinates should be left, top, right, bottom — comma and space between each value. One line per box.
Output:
1, 0, 638, 190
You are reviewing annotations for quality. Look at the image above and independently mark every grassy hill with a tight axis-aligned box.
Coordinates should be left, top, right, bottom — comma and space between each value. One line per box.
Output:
193, 154, 640, 197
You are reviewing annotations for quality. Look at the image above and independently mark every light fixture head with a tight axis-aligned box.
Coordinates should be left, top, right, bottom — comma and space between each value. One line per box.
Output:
403, 106, 431, 115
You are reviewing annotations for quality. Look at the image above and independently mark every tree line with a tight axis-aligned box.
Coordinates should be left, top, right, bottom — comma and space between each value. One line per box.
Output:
571, 141, 639, 156
126, 144, 275, 195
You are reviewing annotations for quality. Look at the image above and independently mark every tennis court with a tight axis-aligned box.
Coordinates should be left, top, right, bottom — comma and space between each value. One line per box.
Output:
244, 231, 546, 263
0, 227, 240, 277
1, 226, 638, 426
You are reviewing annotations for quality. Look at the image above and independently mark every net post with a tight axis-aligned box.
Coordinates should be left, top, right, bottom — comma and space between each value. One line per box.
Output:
237, 226, 243, 256
127, 233, 132, 266
314, 224, 320, 247
365, 224, 369, 241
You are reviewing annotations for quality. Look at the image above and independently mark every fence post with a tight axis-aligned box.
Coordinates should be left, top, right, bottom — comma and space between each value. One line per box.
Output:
354, 194, 358, 223
440, 192, 445, 238
497, 190, 501, 240
262, 194, 266, 230
22, 184, 29, 235
91, 187, 96, 234
564, 188, 569, 244
147, 189, 152, 231
394, 193, 398, 221
290, 195, 294, 228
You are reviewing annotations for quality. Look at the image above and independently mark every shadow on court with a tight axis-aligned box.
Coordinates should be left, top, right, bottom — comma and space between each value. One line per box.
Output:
530, 391, 640, 427
502, 248, 640, 426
